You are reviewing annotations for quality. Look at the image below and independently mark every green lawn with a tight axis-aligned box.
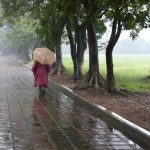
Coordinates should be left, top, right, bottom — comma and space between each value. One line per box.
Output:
62, 54, 150, 92
28, 54, 150, 92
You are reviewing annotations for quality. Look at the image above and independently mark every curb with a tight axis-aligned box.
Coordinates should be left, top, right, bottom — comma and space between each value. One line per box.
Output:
49, 79, 150, 150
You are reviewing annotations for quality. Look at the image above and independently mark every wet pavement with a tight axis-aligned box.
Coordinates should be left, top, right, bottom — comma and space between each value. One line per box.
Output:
0, 56, 144, 150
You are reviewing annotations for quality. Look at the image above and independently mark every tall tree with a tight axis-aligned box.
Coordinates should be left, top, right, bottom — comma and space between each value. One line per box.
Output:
75, 17, 87, 79
57, 0, 107, 88
75, 0, 107, 89
105, 0, 150, 93
0, 13, 36, 60
57, 0, 88, 81
0, 0, 68, 74
26, 0, 68, 75
66, 16, 87, 81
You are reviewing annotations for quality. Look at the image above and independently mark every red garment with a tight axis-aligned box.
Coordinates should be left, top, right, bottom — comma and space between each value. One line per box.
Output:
32, 61, 50, 88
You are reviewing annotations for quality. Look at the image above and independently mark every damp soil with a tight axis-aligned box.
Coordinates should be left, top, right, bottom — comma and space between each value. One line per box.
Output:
51, 75, 150, 132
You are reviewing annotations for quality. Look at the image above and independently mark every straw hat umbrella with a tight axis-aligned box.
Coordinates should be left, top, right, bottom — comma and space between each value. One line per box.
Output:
33, 48, 55, 65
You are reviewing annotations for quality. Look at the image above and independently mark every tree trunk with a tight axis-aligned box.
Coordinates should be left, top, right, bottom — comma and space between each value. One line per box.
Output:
106, 18, 122, 93
75, 0, 106, 90
66, 18, 79, 81
66, 18, 76, 62
54, 40, 62, 75
52, 37, 67, 75
88, 22, 99, 74
77, 23, 87, 79
106, 45, 115, 92
66, 17, 87, 81
52, 18, 67, 75
75, 19, 105, 90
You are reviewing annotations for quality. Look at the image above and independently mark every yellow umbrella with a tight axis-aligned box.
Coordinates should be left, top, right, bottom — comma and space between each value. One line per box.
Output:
33, 48, 55, 65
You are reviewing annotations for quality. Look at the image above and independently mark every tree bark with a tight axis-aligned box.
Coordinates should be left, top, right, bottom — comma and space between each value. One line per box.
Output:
66, 17, 79, 81
77, 22, 87, 79
75, 0, 106, 90
52, 36, 67, 75
52, 18, 67, 75
106, 45, 115, 92
88, 23, 99, 73
66, 18, 76, 62
75, 17, 105, 89
66, 17, 87, 81
106, 18, 122, 92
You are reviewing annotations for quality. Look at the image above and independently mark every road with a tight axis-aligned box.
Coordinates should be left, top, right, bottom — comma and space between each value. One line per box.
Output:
0, 56, 143, 150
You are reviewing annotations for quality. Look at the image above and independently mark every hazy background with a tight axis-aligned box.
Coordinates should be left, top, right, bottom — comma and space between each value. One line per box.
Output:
0, 27, 150, 55
62, 29, 150, 55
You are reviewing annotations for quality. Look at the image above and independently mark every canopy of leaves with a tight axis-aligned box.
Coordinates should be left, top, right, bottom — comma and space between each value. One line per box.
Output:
104, 0, 150, 39
0, 16, 37, 53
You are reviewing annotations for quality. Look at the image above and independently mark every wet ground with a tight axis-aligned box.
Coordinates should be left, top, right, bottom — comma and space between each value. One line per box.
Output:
0, 56, 143, 150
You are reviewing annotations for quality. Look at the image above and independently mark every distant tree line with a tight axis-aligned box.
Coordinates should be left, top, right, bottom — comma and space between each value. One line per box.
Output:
0, 0, 150, 93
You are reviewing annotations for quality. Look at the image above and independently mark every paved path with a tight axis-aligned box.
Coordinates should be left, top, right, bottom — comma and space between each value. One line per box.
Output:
0, 56, 143, 150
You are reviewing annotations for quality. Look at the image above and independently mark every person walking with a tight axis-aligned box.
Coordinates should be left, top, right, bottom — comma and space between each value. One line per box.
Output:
32, 60, 51, 97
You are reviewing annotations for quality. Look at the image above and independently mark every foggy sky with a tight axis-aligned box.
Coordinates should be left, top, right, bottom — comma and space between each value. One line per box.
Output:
62, 29, 150, 55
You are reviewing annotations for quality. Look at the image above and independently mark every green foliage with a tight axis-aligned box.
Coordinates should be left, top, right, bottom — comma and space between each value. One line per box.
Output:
105, 0, 150, 39
56, 0, 80, 17
0, 16, 37, 53
96, 19, 107, 39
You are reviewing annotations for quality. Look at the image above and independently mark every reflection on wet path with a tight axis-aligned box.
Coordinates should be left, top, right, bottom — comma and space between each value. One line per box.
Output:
0, 56, 143, 150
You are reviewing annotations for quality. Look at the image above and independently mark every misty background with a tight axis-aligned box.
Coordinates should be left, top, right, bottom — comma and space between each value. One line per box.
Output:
0, 27, 150, 55
62, 29, 150, 55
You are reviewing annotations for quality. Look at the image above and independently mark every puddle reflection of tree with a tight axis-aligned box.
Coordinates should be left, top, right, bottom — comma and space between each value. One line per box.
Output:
32, 96, 75, 149
45, 88, 115, 148
32, 98, 41, 127
45, 88, 75, 128
32, 97, 56, 149
71, 103, 115, 147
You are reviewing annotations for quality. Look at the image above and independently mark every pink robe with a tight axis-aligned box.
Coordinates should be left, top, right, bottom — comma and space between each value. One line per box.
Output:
32, 61, 50, 88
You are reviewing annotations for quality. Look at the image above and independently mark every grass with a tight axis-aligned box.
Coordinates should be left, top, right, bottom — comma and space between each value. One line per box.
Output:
28, 54, 150, 92
62, 54, 150, 92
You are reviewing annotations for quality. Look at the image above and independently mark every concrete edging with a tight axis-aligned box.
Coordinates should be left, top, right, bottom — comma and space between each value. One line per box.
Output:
49, 79, 150, 150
